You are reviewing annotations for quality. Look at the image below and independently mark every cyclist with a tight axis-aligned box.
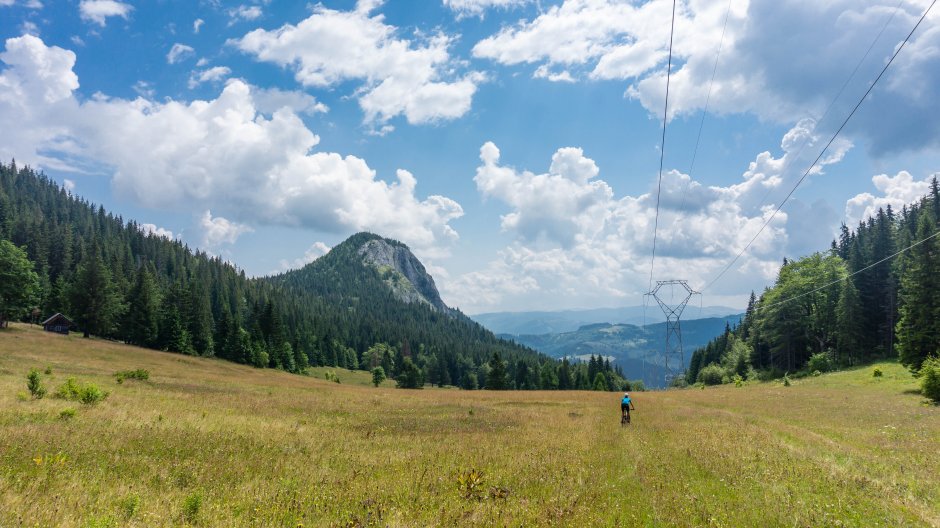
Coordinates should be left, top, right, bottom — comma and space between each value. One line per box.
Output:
621, 392, 635, 422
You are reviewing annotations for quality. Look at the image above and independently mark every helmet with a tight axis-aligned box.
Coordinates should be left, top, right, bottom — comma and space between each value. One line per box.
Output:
623, 392, 629, 397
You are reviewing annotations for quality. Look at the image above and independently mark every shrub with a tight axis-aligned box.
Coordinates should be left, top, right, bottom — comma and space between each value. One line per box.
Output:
79, 384, 108, 404
873, 367, 883, 378
44, 366, 53, 375
182, 492, 202, 523
812, 370, 821, 377
920, 356, 940, 404
55, 377, 109, 405
631, 380, 646, 392
27, 368, 46, 399
59, 408, 77, 420
697, 364, 726, 386
732, 374, 744, 387
456, 469, 485, 501
807, 352, 832, 373
120, 494, 141, 520
114, 369, 150, 384
783, 373, 791, 387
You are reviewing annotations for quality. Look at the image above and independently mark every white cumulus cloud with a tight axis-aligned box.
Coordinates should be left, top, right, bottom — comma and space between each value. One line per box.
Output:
140, 223, 175, 240
199, 210, 252, 248
187, 66, 231, 88
279, 241, 331, 271
233, 0, 482, 127
444, 119, 852, 313
473, 0, 940, 154
79, 0, 132, 27
166, 43, 195, 65
0, 35, 464, 257
443, 0, 530, 18
845, 171, 936, 227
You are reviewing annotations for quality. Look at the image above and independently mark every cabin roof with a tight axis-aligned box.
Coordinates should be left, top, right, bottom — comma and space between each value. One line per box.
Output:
41, 313, 72, 326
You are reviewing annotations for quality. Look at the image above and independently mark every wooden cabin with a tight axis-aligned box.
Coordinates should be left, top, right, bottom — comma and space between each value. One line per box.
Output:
41, 313, 73, 335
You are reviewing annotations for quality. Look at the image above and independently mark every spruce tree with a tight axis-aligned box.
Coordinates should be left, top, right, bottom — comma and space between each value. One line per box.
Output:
835, 277, 863, 364
70, 243, 125, 338
124, 265, 161, 347
187, 281, 214, 356
485, 351, 508, 390
896, 211, 940, 371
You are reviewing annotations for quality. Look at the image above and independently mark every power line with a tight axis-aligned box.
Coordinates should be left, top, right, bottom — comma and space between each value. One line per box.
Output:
701, 0, 937, 293
648, 0, 678, 293
686, 0, 732, 178
729, 0, 905, 237
756, 227, 940, 313
676, 0, 733, 215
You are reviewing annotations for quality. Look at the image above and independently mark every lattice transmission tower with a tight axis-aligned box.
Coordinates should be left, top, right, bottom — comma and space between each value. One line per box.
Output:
645, 280, 700, 385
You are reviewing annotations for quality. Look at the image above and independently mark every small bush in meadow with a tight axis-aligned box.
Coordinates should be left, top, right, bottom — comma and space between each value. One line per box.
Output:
697, 364, 726, 386
733, 374, 744, 387
27, 368, 47, 399
456, 469, 486, 501
807, 352, 832, 373
182, 492, 202, 522
812, 370, 822, 377
44, 366, 53, 375
873, 367, 883, 378
783, 373, 792, 387
55, 377, 109, 404
114, 369, 149, 384
920, 356, 940, 404
59, 407, 76, 420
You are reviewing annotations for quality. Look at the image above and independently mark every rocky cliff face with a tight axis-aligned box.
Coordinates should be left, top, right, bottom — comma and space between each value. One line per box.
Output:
357, 238, 451, 313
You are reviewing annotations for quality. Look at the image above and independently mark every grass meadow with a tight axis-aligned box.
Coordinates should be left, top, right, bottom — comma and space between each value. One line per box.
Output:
1, 323, 938, 527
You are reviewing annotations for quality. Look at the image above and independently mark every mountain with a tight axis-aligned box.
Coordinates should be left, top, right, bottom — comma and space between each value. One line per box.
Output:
472, 305, 741, 335
507, 315, 743, 388
0, 161, 554, 387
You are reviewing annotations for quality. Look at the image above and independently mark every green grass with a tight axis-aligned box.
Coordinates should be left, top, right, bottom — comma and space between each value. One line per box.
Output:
1, 323, 938, 526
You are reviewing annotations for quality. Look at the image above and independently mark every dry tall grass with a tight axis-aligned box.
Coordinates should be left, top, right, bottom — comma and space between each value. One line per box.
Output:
1, 323, 938, 527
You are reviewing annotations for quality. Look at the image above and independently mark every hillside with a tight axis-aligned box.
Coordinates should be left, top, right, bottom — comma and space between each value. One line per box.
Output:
472, 305, 741, 335
2, 324, 937, 526
510, 316, 742, 387
0, 162, 552, 387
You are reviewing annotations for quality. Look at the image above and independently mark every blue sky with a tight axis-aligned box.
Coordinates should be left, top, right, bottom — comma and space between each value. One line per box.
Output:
1, 0, 939, 314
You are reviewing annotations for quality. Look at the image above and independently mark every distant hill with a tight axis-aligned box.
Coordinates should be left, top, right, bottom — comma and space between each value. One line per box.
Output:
473, 305, 741, 335
506, 315, 743, 388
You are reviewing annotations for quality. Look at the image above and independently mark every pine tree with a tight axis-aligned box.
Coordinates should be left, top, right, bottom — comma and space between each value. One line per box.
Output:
187, 281, 214, 356
485, 351, 508, 390
896, 211, 940, 371
70, 243, 125, 338
124, 265, 160, 347
835, 277, 863, 364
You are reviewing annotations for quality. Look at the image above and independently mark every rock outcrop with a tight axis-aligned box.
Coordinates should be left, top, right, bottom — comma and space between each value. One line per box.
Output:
357, 238, 451, 313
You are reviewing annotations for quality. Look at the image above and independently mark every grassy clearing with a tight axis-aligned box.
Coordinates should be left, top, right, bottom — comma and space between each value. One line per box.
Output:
1, 323, 938, 527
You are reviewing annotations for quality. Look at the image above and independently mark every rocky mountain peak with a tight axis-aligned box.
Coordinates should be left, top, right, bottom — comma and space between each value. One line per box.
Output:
357, 237, 451, 313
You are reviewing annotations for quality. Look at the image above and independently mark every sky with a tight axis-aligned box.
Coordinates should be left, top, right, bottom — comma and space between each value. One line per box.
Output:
1, 0, 939, 315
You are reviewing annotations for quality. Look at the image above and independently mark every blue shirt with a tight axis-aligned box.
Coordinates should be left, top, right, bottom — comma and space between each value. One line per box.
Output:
621, 396, 631, 405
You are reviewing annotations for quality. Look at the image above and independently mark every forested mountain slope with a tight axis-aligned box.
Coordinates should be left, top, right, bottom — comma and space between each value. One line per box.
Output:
686, 177, 940, 387
0, 160, 557, 387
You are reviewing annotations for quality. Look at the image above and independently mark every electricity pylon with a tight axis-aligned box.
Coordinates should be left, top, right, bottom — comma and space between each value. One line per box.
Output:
645, 280, 700, 385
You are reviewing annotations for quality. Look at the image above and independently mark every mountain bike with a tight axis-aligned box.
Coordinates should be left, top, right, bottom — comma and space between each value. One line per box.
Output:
621, 410, 632, 426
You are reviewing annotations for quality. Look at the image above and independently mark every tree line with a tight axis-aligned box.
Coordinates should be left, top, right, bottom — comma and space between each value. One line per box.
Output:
686, 177, 940, 385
